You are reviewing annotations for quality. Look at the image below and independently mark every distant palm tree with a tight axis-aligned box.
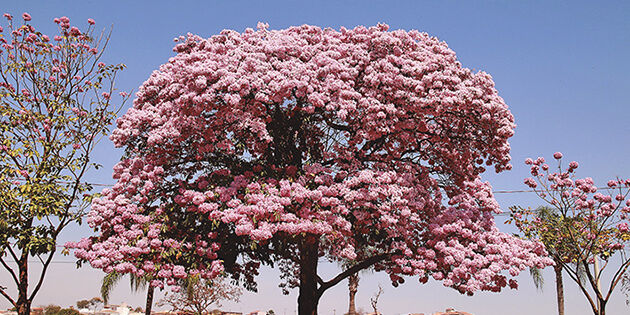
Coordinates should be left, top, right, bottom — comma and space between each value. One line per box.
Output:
528, 206, 591, 315
101, 272, 154, 315
347, 272, 359, 315
529, 259, 565, 315
341, 259, 373, 315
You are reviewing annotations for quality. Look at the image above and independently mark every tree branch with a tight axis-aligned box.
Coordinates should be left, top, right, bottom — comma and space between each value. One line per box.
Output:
0, 285, 17, 307
0, 255, 19, 286
561, 260, 598, 313
316, 275, 324, 286
605, 258, 630, 301
318, 252, 393, 294
7, 242, 20, 263
28, 248, 56, 302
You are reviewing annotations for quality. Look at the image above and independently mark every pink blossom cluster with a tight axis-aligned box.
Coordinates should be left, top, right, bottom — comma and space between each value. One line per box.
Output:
2, 13, 99, 58
70, 24, 551, 292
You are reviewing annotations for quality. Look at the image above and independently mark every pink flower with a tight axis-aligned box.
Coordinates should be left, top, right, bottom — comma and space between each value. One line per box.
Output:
69, 27, 81, 36
102, 92, 110, 100
553, 152, 563, 160
3, 13, 12, 21
22, 13, 31, 21
88, 18, 95, 25
172, 265, 187, 278
524, 177, 537, 188
524, 158, 533, 165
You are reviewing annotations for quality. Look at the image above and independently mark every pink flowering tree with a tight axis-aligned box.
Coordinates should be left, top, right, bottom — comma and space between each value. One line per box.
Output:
0, 13, 127, 315
511, 153, 630, 315
68, 24, 552, 314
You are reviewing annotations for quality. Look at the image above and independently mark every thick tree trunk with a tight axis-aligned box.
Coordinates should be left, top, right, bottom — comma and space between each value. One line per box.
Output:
145, 285, 154, 315
347, 273, 358, 315
554, 265, 564, 315
298, 236, 321, 315
17, 253, 30, 315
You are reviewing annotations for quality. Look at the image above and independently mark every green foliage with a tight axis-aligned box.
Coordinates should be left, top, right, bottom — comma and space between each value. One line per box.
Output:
75, 300, 90, 309
57, 309, 81, 315
100, 272, 123, 305
43, 305, 61, 315
101, 271, 150, 305
45, 304, 88, 315
528, 267, 544, 291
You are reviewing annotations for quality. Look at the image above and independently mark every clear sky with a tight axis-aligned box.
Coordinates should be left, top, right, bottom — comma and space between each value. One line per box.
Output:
1, 1, 629, 314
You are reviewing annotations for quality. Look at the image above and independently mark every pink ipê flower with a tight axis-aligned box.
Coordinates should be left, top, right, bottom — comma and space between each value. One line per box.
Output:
69, 27, 80, 36
22, 12, 31, 21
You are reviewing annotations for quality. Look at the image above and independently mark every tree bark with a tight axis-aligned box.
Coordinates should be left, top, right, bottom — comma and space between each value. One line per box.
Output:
145, 285, 154, 315
554, 264, 564, 315
297, 236, 321, 315
347, 273, 358, 315
17, 251, 30, 315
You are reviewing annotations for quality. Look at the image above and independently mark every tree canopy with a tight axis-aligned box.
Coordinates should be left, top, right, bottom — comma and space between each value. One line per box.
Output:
69, 23, 552, 314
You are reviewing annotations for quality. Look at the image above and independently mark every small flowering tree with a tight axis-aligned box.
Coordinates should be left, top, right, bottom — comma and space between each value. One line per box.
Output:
157, 276, 242, 315
69, 23, 552, 315
511, 153, 630, 315
0, 13, 127, 315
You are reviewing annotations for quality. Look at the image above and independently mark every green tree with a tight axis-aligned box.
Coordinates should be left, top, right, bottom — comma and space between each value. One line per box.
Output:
57, 308, 80, 315
517, 207, 566, 315
76, 300, 90, 309
0, 13, 127, 315
43, 305, 61, 315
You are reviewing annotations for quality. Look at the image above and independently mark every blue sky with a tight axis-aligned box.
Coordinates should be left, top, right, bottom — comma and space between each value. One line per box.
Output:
1, 1, 629, 314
